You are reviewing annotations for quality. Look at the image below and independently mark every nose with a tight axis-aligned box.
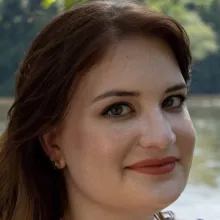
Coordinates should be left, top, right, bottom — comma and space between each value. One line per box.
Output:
138, 109, 176, 150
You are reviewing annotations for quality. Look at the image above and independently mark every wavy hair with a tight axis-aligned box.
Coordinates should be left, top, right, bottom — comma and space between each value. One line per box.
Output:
0, 1, 191, 220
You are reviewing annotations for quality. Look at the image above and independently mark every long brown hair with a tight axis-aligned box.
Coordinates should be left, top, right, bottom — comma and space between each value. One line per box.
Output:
0, 1, 191, 220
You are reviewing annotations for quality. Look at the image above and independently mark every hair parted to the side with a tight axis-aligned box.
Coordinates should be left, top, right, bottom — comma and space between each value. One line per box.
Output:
0, 1, 191, 220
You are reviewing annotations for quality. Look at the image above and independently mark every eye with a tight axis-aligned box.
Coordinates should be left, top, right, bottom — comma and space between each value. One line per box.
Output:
162, 95, 186, 109
101, 102, 134, 118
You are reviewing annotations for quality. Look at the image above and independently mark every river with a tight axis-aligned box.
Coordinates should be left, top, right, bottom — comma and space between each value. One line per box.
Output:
0, 96, 219, 220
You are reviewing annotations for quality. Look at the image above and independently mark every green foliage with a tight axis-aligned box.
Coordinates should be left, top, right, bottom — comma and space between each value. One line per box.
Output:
145, 0, 218, 61
0, 0, 220, 95
0, 0, 57, 96
41, 0, 56, 9
64, 0, 89, 9
41, 0, 89, 9
190, 0, 220, 93
41, 0, 218, 61
147, 0, 220, 94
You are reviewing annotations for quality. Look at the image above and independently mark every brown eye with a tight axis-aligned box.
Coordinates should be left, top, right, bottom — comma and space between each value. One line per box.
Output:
162, 95, 186, 109
102, 102, 133, 117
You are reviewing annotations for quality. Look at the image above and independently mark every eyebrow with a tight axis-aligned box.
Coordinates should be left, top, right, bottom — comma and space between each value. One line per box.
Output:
92, 90, 140, 103
92, 83, 187, 103
165, 83, 187, 93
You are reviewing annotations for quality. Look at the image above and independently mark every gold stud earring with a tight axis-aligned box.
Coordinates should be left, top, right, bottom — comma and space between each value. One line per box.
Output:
52, 160, 60, 169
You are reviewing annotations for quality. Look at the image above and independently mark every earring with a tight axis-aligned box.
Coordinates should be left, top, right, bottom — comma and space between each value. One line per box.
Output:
52, 160, 60, 169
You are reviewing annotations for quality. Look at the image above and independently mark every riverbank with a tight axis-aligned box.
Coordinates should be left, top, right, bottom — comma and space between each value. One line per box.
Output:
1, 94, 220, 107
0, 97, 13, 105
0, 95, 220, 219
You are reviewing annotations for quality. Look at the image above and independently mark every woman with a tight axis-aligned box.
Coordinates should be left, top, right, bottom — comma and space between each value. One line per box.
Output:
0, 1, 196, 220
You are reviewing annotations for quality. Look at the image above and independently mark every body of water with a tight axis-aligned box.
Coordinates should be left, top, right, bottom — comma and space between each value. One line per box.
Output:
0, 97, 219, 220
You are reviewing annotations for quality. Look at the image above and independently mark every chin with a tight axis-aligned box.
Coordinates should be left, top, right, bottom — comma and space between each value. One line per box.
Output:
154, 192, 182, 209
130, 181, 186, 212
119, 190, 182, 214
146, 184, 185, 211
131, 194, 180, 214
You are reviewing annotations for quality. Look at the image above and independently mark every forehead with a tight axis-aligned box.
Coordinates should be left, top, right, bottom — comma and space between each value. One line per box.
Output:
76, 35, 184, 100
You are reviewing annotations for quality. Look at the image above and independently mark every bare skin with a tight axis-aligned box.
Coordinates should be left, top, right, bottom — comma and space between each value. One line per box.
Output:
42, 35, 196, 220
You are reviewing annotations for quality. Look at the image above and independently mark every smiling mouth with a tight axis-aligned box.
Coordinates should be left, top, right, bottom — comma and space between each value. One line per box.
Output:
127, 156, 178, 176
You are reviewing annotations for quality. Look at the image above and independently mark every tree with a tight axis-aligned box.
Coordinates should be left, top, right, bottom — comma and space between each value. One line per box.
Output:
41, 0, 218, 61
145, 0, 218, 61
41, 0, 89, 9
0, 0, 57, 96
190, 0, 220, 93
0, 0, 219, 95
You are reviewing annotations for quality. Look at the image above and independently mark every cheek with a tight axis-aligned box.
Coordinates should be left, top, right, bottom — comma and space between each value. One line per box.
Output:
61, 121, 134, 174
77, 121, 137, 160
174, 113, 196, 170
60, 121, 137, 201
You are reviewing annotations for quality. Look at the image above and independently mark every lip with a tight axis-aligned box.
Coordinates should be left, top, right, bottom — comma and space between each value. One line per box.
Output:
127, 156, 178, 176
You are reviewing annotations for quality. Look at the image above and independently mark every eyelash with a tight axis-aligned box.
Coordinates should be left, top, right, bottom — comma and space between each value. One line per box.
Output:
101, 95, 187, 118
101, 102, 134, 118
162, 95, 187, 109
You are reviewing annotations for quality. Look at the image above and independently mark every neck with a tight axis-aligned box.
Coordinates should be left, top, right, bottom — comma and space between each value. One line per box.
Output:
63, 173, 163, 220
63, 187, 156, 220
63, 209, 155, 220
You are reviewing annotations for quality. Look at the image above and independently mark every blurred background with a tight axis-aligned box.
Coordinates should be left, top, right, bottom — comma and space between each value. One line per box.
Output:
0, 0, 219, 219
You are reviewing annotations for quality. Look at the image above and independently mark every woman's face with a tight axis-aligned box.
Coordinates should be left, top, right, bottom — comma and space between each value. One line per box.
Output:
55, 35, 195, 214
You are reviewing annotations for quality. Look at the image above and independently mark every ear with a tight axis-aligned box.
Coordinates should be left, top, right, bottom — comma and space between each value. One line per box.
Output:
40, 129, 66, 169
